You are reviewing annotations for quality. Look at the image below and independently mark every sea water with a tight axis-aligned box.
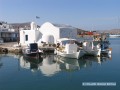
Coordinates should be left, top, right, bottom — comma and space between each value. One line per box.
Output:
0, 38, 120, 90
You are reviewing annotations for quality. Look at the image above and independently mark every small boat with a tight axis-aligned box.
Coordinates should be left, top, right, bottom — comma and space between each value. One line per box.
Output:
22, 43, 43, 57
100, 41, 112, 55
55, 38, 84, 59
101, 48, 112, 55
109, 34, 120, 38
82, 41, 101, 57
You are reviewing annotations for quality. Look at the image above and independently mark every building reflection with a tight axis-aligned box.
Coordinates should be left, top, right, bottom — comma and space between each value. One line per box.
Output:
20, 56, 43, 70
39, 55, 61, 76
0, 60, 3, 69
19, 54, 112, 77
0, 55, 3, 68
54, 56, 80, 71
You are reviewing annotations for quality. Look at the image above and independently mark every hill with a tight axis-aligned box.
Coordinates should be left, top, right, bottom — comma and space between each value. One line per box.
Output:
99, 29, 120, 34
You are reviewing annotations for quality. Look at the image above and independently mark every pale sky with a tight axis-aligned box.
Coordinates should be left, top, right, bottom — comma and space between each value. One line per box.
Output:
0, 0, 120, 30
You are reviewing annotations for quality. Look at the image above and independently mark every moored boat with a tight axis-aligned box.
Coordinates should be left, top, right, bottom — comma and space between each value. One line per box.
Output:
82, 41, 101, 57
109, 34, 120, 38
22, 43, 43, 57
55, 38, 84, 59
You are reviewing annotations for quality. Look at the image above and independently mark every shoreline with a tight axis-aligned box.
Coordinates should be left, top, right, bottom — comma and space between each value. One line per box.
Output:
0, 42, 22, 54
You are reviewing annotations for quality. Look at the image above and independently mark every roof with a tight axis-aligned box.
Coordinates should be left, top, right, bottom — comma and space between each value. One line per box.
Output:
53, 23, 73, 28
42, 22, 75, 29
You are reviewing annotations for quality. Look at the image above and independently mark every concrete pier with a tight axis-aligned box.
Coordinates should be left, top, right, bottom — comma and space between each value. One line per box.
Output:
0, 42, 22, 54
0, 42, 55, 54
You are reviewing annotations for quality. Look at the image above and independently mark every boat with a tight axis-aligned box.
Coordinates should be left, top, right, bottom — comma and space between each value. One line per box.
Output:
100, 40, 112, 55
101, 48, 112, 55
55, 38, 85, 59
22, 43, 43, 57
109, 34, 120, 38
93, 33, 112, 55
82, 41, 101, 57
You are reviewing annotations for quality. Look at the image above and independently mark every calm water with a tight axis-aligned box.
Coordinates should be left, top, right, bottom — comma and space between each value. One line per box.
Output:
0, 38, 120, 90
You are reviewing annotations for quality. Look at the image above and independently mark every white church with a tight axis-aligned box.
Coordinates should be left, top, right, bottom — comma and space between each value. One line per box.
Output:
20, 22, 78, 46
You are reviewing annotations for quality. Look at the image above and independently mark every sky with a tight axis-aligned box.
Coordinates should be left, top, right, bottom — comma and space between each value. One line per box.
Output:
0, 0, 120, 30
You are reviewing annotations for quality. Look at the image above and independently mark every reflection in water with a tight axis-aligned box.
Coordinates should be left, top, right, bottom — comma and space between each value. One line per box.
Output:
19, 54, 112, 77
20, 56, 43, 70
20, 55, 61, 76
0, 60, 3, 68
0, 54, 22, 69
0, 55, 3, 68
39, 55, 60, 76
54, 56, 80, 72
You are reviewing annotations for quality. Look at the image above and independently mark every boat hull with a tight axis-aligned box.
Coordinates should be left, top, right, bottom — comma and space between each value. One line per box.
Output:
56, 50, 84, 59
22, 49, 43, 57
84, 49, 101, 57
101, 48, 112, 55
24, 52, 37, 57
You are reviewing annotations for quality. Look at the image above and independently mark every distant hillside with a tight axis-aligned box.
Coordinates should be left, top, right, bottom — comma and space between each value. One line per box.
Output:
100, 29, 120, 34
9, 22, 31, 31
77, 28, 86, 34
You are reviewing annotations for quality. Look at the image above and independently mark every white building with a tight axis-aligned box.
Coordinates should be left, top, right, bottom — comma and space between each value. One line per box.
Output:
20, 22, 42, 46
0, 21, 18, 42
39, 22, 78, 43
20, 22, 78, 46
20, 30, 42, 46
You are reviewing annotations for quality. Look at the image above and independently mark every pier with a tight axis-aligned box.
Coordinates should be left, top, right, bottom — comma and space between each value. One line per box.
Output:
0, 42, 55, 54
0, 42, 22, 54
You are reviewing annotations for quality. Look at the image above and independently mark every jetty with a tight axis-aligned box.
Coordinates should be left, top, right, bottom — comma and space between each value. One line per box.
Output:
0, 42, 55, 54
0, 42, 22, 54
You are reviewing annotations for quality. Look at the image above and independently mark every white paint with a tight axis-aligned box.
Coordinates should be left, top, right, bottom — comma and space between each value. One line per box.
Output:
41, 34, 54, 44
30, 22, 37, 30
20, 22, 78, 46
39, 22, 78, 43
20, 29, 41, 46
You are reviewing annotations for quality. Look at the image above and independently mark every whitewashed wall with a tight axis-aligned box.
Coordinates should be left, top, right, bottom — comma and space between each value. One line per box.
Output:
40, 22, 78, 43
20, 22, 79, 46
39, 22, 60, 43
20, 30, 41, 46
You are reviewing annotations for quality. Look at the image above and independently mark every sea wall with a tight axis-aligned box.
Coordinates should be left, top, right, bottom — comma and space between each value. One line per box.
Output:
0, 42, 22, 54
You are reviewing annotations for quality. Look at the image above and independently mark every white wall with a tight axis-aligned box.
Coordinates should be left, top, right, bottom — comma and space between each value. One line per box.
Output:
31, 22, 37, 30
40, 22, 78, 44
40, 22, 60, 43
60, 28, 77, 39
20, 22, 79, 46
35, 30, 42, 42
20, 30, 41, 46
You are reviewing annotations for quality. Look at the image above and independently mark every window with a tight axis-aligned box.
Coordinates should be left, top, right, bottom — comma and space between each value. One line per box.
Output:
25, 35, 28, 41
